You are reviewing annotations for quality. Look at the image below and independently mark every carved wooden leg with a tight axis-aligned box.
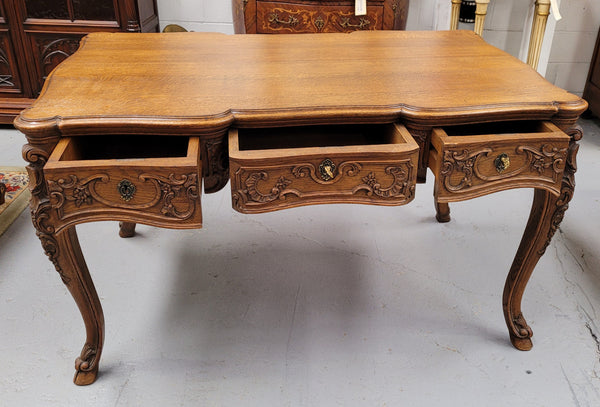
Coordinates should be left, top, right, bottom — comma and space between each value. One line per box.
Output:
433, 180, 451, 223
435, 202, 451, 223
41, 226, 105, 385
24, 143, 105, 384
119, 221, 136, 238
502, 125, 580, 350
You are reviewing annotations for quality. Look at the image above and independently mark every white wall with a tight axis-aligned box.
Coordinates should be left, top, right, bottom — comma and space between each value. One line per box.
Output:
156, 0, 598, 95
157, 0, 234, 33
545, 0, 600, 95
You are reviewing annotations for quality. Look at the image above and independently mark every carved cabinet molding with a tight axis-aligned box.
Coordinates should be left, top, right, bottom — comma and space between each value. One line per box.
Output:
0, 0, 159, 124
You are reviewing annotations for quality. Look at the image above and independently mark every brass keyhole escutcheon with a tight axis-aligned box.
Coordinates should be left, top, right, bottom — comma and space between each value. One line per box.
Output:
494, 153, 510, 174
319, 158, 336, 181
117, 179, 136, 201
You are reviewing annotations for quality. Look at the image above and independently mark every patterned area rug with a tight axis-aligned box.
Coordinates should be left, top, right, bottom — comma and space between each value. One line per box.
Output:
0, 167, 30, 237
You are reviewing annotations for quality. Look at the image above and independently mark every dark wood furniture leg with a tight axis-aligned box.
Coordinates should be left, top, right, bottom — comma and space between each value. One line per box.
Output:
502, 125, 580, 350
435, 202, 451, 223
118, 221, 136, 238
0, 182, 5, 205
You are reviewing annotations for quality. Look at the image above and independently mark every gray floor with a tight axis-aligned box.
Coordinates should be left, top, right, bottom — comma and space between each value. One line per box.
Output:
1, 119, 600, 406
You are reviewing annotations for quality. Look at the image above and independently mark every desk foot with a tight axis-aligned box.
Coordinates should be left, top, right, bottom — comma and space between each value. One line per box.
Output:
510, 333, 533, 351
74, 343, 100, 385
119, 222, 136, 238
435, 202, 451, 223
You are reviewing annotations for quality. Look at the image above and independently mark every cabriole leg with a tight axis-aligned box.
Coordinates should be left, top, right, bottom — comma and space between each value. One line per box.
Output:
24, 143, 105, 385
39, 226, 105, 385
503, 189, 559, 350
502, 124, 580, 350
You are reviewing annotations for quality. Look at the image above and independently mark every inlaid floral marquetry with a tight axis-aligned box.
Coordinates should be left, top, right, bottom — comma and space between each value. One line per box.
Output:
234, 1, 408, 33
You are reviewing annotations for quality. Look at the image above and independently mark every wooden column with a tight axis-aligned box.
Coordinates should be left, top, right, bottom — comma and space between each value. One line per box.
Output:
450, 0, 461, 30
473, 0, 490, 37
527, 0, 551, 69
449, 0, 489, 37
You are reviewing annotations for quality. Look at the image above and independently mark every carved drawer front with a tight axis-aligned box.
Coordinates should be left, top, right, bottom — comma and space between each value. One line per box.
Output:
229, 123, 418, 213
256, 1, 384, 33
44, 135, 202, 230
428, 121, 570, 203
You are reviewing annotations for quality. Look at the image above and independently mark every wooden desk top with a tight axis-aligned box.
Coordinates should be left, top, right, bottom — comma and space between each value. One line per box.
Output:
16, 30, 586, 137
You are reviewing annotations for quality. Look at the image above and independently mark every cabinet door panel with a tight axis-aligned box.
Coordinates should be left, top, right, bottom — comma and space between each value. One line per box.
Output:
27, 33, 83, 93
0, 31, 24, 94
0, 4, 25, 94
24, 0, 70, 19
72, 0, 116, 21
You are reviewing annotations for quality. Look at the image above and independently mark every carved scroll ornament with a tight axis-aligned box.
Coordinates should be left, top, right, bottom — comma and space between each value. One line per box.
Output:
537, 125, 582, 256
23, 143, 72, 284
441, 143, 567, 193
47, 172, 200, 221
232, 160, 414, 211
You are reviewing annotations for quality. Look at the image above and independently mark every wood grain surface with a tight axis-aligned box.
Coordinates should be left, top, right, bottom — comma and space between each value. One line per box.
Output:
16, 30, 586, 137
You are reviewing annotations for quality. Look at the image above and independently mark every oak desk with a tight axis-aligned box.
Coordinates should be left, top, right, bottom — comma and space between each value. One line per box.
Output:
14, 31, 587, 385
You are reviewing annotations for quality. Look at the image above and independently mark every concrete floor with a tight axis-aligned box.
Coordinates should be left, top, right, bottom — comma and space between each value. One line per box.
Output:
1, 119, 600, 406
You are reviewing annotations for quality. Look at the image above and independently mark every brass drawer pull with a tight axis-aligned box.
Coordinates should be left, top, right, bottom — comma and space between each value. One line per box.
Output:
268, 13, 299, 27
339, 17, 371, 29
319, 158, 336, 181
118, 179, 136, 201
494, 153, 510, 174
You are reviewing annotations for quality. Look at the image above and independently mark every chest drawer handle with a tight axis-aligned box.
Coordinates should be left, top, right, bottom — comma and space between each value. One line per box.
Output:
339, 17, 371, 30
118, 179, 136, 201
268, 13, 299, 27
494, 153, 511, 174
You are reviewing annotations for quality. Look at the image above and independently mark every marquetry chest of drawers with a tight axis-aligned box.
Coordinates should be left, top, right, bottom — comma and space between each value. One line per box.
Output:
233, 0, 409, 33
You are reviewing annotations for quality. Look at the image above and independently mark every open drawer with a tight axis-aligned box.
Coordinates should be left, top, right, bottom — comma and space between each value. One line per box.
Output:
44, 135, 202, 229
428, 121, 570, 202
229, 123, 419, 213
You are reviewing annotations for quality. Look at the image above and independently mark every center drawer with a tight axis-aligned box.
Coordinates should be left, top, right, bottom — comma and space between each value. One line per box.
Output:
44, 135, 202, 229
229, 123, 419, 213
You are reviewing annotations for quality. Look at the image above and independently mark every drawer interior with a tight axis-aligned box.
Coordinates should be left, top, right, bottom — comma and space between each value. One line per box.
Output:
440, 121, 556, 138
55, 135, 190, 162
236, 124, 406, 152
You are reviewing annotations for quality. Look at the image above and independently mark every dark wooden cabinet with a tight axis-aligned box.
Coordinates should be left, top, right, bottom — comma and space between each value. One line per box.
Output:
0, 0, 159, 124
233, 0, 409, 34
584, 26, 600, 117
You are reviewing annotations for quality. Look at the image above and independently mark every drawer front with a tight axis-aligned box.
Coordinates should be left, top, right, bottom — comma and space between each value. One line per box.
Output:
256, 1, 384, 33
229, 123, 418, 213
44, 136, 202, 229
428, 121, 570, 202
